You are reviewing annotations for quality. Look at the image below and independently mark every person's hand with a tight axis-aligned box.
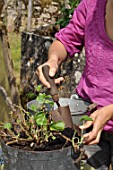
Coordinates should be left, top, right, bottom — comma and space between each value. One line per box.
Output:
79, 104, 113, 145
37, 60, 64, 88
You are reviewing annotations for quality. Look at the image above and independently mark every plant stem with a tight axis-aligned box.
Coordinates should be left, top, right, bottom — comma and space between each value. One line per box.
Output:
6, 138, 33, 145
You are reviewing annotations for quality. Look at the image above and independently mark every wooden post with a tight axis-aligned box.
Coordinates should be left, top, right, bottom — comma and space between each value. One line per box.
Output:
27, 0, 33, 31
0, 25, 20, 105
17, 0, 22, 31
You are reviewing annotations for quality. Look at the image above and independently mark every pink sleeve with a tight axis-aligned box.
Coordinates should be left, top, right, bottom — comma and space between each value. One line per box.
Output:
55, 0, 88, 57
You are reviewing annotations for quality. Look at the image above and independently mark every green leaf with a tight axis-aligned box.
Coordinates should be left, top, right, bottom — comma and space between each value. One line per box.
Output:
35, 85, 42, 92
30, 104, 38, 111
25, 111, 30, 116
4, 123, 12, 130
43, 125, 47, 131
45, 94, 52, 99
36, 93, 53, 109
51, 135, 56, 140
45, 99, 54, 106
26, 92, 36, 99
55, 0, 80, 28
36, 93, 46, 104
80, 115, 93, 122
35, 112, 48, 126
50, 121, 65, 131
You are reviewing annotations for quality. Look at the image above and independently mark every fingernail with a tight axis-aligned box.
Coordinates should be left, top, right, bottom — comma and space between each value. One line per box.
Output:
47, 84, 50, 88
49, 68, 55, 77
79, 125, 83, 129
49, 72, 54, 77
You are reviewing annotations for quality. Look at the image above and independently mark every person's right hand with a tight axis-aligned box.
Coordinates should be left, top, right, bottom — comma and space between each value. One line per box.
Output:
37, 60, 64, 88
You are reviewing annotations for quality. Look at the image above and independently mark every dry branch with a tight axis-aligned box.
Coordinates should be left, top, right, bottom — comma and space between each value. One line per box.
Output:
0, 85, 16, 112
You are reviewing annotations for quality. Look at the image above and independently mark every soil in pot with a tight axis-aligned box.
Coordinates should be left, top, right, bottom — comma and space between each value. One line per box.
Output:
3, 127, 74, 152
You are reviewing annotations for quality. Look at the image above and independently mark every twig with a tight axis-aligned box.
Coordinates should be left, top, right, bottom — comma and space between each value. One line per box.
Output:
53, 132, 79, 149
6, 138, 33, 145
53, 132, 72, 143
14, 104, 29, 115
62, 140, 68, 149
0, 85, 16, 112
16, 121, 31, 138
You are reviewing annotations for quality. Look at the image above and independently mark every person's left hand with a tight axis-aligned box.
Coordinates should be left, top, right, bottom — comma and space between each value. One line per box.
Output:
79, 104, 113, 145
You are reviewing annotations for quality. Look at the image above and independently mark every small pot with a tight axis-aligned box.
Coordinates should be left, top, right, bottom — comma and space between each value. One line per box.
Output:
27, 99, 52, 114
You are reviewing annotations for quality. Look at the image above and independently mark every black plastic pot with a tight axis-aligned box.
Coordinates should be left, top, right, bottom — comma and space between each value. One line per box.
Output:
1, 141, 80, 170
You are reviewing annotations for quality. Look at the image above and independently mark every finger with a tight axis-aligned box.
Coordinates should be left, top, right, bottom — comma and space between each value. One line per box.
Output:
55, 77, 64, 84
83, 128, 102, 145
87, 130, 102, 145
49, 67, 57, 77
79, 120, 93, 130
82, 132, 91, 144
82, 132, 97, 145
37, 67, 51, 88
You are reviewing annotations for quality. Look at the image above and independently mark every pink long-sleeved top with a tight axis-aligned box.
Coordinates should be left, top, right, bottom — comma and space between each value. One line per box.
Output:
55, 0, 113, 132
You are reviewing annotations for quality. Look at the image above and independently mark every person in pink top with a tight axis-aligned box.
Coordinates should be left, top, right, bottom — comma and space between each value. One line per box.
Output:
38, 0, 113, 169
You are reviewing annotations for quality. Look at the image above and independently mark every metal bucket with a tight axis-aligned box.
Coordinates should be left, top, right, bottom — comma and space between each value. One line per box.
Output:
54, 94, 91, 126
70, 94, 91, 125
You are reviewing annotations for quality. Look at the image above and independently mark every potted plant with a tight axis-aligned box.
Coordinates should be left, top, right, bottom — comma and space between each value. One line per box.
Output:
0, 85, 89, 170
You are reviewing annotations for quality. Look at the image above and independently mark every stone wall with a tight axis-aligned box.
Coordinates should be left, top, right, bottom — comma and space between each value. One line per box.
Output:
5, 0, 85, 107
20, 32, 85, 107
7, 0, 61, 32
